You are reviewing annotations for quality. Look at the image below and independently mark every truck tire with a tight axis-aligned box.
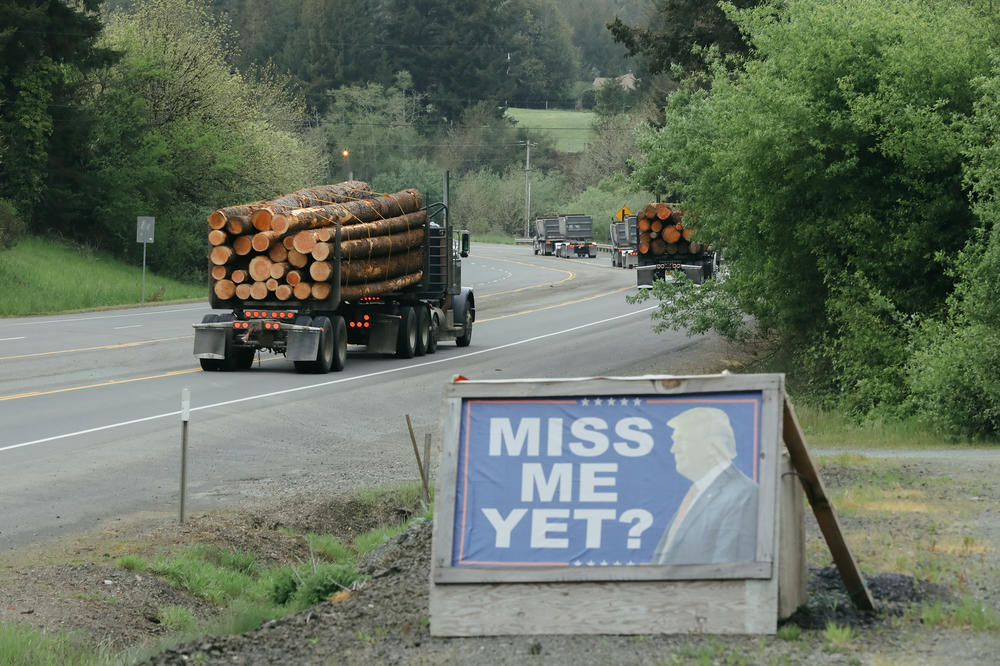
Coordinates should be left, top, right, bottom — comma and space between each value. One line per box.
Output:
396, 306, 417, 358
216, 313, 241, 371
331, 315, 347, 371
426, 312, 439, 354
414, 305, 430, 357
311, 315, 336, 373
198, 314, 223, 371
455, 308, 473, 347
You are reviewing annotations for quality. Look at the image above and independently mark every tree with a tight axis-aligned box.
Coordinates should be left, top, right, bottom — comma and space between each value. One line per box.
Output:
608, 0, 764, 76
0, 0, 117, 240
631, 0, 993, 416
561, 0, 643, 79
87, 0, 321, 280
502, 0, 579, 107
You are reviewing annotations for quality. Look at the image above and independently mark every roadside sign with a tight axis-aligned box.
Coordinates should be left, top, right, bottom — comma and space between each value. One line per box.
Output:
615, 206, 632, 221
137, 216, 155, 243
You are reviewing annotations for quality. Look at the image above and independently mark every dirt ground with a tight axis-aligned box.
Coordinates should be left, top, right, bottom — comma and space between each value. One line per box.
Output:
3, 337, 999, 664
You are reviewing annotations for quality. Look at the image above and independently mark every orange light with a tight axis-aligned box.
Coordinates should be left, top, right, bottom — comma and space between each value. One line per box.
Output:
349, 321, 355, 327
364, 322, 370, 328
363, 314, 370, 321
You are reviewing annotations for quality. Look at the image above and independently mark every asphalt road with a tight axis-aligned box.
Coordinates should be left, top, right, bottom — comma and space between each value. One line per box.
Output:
0, 243, 722, 550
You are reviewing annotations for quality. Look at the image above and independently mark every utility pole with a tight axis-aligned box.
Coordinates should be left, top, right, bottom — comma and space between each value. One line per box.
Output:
520, 140, 536, 239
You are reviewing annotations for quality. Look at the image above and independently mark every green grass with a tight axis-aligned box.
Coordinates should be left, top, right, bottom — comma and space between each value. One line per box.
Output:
0, 236, 203, 316
792, 402, 985, 449
505, 107, 596, 152
0, 622, 112, 666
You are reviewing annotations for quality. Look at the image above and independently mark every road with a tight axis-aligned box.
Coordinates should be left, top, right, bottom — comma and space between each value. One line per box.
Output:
0, 243, 725, 550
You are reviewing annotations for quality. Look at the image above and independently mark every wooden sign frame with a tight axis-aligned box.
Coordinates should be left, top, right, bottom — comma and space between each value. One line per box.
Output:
430, 373, 788, 636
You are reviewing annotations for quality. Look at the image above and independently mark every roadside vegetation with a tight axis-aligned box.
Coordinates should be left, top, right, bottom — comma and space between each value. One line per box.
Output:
0, 483, 431, 666
0, 236, 203, 316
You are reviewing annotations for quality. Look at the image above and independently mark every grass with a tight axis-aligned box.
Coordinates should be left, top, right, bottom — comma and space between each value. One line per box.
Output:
0, 235, 203, 316
0, 623, 111, 666
505, 107, 596, 152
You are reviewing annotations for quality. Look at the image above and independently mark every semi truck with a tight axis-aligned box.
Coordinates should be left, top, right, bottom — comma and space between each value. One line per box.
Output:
610, 214, 638, 268
532, 217, 562, 255
635, 203, 718, 287
193, 198, 474, 374
554, 214, 596, 258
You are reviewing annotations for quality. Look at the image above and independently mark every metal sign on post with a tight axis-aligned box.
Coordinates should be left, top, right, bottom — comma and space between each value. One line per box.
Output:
137, 216, 155, 304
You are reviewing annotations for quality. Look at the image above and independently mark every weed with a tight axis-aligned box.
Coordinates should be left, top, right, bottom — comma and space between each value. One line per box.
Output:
823, 622, 853, 651
304, 534, 352, 564
115, 554, 147, 571
776, 624, 801, 641
158, 605, 197, 632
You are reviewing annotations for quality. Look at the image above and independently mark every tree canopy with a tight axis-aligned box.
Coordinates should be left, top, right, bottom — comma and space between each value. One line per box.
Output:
631, 0, 1000, 435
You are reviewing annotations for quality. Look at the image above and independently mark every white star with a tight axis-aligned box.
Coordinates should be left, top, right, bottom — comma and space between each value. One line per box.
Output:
632, 397, 642, 406
581, 398, 590, 406
613, 561, 622, 566
600, 560, 609, 566
573, 560, 583, 566
586, 560, 596, 566
627, 560, 636, 566
594, 397, 603, 406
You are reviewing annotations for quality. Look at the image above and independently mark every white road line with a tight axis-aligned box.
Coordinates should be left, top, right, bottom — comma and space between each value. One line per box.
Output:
0, 337, 26, 342
113, 325, 144, 330
0, 306, 656, 453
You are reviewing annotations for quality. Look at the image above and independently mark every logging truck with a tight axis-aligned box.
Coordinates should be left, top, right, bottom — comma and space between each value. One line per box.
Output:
610, 214, 638, 268
193, 183, 474, 373
635, 203, 718, 287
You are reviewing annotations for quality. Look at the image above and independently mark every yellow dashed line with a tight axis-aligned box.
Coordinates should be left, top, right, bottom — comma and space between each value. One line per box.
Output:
0, 356, 283, 401
477, 286, 632, 322
0, 336, 193, 361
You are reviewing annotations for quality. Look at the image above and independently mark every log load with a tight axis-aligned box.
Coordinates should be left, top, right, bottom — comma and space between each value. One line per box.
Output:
635, 203, 709, 257
207, 182, 429, 305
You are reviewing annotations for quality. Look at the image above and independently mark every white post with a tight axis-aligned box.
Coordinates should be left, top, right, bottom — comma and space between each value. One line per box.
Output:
179, 388, 190, 524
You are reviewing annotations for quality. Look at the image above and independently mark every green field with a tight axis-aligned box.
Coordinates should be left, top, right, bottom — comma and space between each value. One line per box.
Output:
0, 236, 204, 316
505, 107, 596, 152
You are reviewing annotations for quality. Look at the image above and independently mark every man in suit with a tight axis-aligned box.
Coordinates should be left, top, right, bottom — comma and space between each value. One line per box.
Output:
651, 407, 758, 564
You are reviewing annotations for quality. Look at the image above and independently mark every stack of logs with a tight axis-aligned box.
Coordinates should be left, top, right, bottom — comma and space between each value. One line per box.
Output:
636, 203, 706, 256
207, 181, 426, 303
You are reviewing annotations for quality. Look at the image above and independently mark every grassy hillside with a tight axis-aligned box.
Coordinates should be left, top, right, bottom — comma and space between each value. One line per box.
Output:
505, 107, 595, 152
0, 236, 204, 316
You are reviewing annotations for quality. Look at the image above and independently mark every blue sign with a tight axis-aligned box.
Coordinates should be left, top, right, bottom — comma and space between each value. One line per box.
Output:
451, 391, 762, 567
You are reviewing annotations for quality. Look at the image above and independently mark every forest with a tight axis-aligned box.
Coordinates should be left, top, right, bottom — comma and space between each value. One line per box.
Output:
2, 0, 1000, 439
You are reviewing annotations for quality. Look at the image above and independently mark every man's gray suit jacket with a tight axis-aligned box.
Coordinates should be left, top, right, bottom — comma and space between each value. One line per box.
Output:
652, 463, 759, 564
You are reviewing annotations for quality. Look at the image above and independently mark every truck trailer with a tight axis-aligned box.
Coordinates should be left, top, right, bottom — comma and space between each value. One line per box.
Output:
554, 214, 596, 258
635, 203, 718, 287
610, 214, 638, 268
532, 217, 562, 255
194, 186, 474, 374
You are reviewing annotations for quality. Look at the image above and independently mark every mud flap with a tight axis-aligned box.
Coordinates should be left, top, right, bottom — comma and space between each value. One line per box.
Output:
636, 265, 656, 289
193, 327, 227, 359
286, 327, 321, 361
367, 313, 400, 354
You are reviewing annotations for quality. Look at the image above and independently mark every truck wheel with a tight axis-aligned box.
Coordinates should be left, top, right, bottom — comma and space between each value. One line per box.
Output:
198, 314, 223, 371
426, 312, 439, 354
414, 306, 430, 357
455, 308, 473, 347
216, 313, 239, 371
331, 315, 347, 371
396, 306, 417, 359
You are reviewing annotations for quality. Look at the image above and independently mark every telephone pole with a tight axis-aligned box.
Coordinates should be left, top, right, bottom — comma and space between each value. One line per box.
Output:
520, 140, 536, 239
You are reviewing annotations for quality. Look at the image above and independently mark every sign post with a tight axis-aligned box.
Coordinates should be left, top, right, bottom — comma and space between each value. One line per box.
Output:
136, 216, 155, 304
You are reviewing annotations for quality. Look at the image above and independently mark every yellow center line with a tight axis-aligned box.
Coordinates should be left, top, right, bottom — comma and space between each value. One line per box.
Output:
474, 255, 575, 298
0, 356, 285, 401
0, 335, 194, 361
477, 285, 633, 322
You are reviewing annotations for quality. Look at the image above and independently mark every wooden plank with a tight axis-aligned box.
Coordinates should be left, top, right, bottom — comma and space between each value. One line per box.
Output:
783, 398, 874, 610
430, 579, 777, 636
778, 451, 807, 619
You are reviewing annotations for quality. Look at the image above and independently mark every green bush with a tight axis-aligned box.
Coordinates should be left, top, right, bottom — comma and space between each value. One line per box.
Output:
290, 563, 359, 610
908, 321, 1000, 438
